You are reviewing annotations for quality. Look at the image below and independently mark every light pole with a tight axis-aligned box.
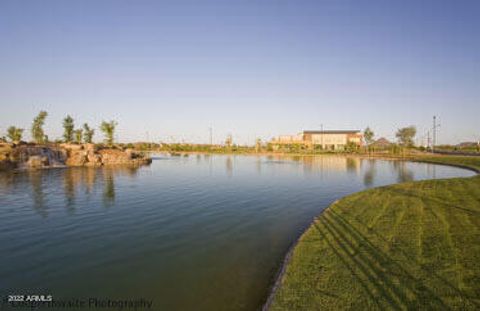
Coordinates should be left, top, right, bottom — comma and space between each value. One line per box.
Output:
432, 116, 440, 153
427, 130, 431, 150
209, 127, 213, 145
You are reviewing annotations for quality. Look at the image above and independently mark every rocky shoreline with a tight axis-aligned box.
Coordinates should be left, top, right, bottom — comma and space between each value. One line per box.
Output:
0, 142, 152, 171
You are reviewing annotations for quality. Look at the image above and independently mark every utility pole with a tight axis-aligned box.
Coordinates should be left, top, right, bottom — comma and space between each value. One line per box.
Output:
209, 127, 213, 145
427, 130, 430, 150
432, 116, 440, 153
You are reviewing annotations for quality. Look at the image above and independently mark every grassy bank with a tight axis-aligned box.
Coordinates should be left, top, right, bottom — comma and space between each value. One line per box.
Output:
268, 156, 480, 310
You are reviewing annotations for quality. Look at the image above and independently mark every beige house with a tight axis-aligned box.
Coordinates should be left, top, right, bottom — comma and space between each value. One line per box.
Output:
272, 130, 363, 150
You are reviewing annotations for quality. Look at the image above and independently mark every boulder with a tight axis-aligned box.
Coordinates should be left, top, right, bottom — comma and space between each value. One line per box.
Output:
98, 149, 131, 165
60, 143, 83, 151
84, 143, 97, 152
66, 151, 87, 166
0, 143, 151, 171
26, 155, 49, 169
87, 151, 102, 166
0, 143, 13, 159
0, 142, 14, 150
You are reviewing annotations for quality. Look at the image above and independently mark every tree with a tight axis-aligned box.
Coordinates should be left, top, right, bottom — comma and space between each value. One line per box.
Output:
396, 126, 417, 147
31, 111, 48, 143
346, 141, 359, 152
74, 129, 83, 144
363, 127, 374, 146
100, 120, 117, 146
62, 115, 75, 143
7, 126, 24, 142
83, 123, 95, 143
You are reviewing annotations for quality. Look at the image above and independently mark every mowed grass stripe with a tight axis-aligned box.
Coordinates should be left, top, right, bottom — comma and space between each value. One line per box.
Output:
269, 156, 480, 310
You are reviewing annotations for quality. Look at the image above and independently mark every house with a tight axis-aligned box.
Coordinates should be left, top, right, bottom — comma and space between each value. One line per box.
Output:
371, 137, 392, 148
303, 130, 363, 150
271, 130, 363, 150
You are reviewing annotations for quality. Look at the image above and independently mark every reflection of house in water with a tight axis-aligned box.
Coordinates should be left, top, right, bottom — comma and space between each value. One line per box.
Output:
225, 156, 233, 177
301, 156, 361, 173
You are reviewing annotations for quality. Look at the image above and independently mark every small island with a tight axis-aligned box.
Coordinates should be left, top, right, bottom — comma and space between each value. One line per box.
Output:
0, 111, 151, 171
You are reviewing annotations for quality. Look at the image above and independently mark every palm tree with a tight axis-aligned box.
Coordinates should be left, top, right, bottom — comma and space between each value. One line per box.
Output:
31, 111, 48, 143
83, 123, 95, 143
100, 120, 117, 146
74, 129, 83, 144
62, 115, 75, 143
7, 126, 24, 142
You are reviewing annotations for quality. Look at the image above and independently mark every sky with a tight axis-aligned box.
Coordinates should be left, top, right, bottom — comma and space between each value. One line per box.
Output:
1, 0, 479, 145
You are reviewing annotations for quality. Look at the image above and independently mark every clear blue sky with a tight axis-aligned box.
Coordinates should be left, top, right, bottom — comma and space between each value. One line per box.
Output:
1, 0, 479, 144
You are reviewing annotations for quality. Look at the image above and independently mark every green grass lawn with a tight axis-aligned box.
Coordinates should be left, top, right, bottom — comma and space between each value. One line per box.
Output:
269, 156, 480, 310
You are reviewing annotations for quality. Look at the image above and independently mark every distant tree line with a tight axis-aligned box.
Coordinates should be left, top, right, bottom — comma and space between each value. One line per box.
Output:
3, 113, 475, 155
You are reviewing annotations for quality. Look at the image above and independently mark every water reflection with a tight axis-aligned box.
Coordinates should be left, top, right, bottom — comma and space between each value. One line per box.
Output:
64, 169, 76, 210
392, 161, 414, 183
100, 166, 139, 207
102, 169, 115, 206
427, 164, 437, 179
256, 157, 262, 175
29, 170, 47, 217
363, 160, 377, 187
296, 156, 360, 174
346, 158, 360, 174
0, 155, 473, 311
0, 156, 463, 220
0, 166, 141, 216
225, 156, 233, 178
202, 154, 213, 176
85, 168, 96, 194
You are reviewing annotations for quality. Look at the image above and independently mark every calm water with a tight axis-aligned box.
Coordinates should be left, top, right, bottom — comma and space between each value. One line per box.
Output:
0, 155, 474, 310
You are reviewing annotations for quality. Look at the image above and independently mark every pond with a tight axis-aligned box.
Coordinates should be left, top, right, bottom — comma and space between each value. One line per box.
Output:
0, 155, 474, 310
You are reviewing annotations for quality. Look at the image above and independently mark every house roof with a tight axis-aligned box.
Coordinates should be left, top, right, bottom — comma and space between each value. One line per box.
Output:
303, 130, 361, 134
372, 137, 392, 146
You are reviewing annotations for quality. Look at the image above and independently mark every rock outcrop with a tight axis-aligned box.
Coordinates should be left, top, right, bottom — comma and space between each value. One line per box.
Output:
8, 144, 67, 169
0, 143, 151, 171
26, 155, 50, 168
